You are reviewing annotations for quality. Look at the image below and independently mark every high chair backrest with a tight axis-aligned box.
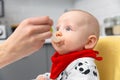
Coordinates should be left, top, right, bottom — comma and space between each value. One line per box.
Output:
94, 36, 120, 80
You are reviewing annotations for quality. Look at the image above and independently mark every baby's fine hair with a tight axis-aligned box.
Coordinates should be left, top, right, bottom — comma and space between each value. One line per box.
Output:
64, 9, 100, 39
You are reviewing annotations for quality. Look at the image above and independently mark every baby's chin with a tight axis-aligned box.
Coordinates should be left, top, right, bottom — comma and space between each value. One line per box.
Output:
56, 48, 85, 55
55, 49, 71, 55
51, 42, 68, 54
57, 51, 68, 55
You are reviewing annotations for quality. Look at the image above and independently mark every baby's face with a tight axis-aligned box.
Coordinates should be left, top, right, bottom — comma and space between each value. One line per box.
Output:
52, 11, 92, 54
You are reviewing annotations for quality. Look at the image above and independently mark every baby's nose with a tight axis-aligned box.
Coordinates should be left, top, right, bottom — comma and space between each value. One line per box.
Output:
56, 31, 62, 37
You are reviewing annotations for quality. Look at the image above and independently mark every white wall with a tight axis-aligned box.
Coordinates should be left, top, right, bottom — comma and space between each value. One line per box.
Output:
1, 0, 120, 36
1, 0, 74, 26
74, 0, 120, 36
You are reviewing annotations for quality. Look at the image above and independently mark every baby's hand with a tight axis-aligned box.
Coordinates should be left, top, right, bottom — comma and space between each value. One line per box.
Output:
35, 73, 50, 80
35, 75, 47, 80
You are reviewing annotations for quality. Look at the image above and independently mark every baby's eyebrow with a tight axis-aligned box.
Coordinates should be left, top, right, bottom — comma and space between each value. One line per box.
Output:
66, 24, 74, 29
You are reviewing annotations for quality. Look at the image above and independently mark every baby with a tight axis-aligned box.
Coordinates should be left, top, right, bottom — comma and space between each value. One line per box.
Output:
35, 9, 102, 80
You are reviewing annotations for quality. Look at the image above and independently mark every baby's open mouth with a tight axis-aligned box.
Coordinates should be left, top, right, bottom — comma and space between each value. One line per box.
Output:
51, 28, 63, 44
51, 33, 61, 43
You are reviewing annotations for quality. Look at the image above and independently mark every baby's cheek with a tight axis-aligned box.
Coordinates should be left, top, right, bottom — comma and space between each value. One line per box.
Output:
66, 41, 84, 51
65, 40, 77, 49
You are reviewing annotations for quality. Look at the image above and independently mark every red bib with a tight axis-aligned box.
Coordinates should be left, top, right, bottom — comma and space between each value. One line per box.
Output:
50, 49, 102, 79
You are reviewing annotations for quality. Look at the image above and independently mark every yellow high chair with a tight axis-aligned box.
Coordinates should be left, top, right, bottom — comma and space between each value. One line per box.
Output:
94, 36, 120, 80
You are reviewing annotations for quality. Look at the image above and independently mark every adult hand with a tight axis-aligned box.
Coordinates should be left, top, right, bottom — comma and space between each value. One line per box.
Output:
0, 16, 53, 68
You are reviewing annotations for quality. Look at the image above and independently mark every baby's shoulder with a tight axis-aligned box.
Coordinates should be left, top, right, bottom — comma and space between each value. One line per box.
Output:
63, 58, 99, 80
65, 57, 98, 76
67, 57, 96, 70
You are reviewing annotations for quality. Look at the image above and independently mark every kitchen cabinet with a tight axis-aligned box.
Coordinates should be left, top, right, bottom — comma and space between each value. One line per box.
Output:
0, 43, 55, 80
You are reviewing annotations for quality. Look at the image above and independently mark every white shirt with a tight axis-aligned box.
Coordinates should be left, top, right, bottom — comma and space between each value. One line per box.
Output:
39, 57, 100, 80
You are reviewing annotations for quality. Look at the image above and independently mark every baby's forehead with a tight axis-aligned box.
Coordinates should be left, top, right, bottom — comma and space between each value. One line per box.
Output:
58, 11, 93, 23
58, 11, 98, 26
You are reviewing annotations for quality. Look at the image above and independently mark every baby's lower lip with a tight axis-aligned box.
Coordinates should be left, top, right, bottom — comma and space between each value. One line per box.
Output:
51, 35, 61, 43
53, 41, 61, 44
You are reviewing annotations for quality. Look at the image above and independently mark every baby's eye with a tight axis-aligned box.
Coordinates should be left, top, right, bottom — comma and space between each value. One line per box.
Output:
66, 26, 72, 31
56, 27, 59, 31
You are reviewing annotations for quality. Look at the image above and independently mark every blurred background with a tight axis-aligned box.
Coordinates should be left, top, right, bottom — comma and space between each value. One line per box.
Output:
0, 0, 120, 80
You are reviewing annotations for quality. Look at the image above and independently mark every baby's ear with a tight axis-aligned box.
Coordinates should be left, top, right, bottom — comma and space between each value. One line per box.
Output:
84, 35, 97, 49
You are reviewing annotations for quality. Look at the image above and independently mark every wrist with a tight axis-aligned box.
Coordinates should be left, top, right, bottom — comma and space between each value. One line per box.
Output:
0, 43, 10, 68
0, 42, 19, 68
